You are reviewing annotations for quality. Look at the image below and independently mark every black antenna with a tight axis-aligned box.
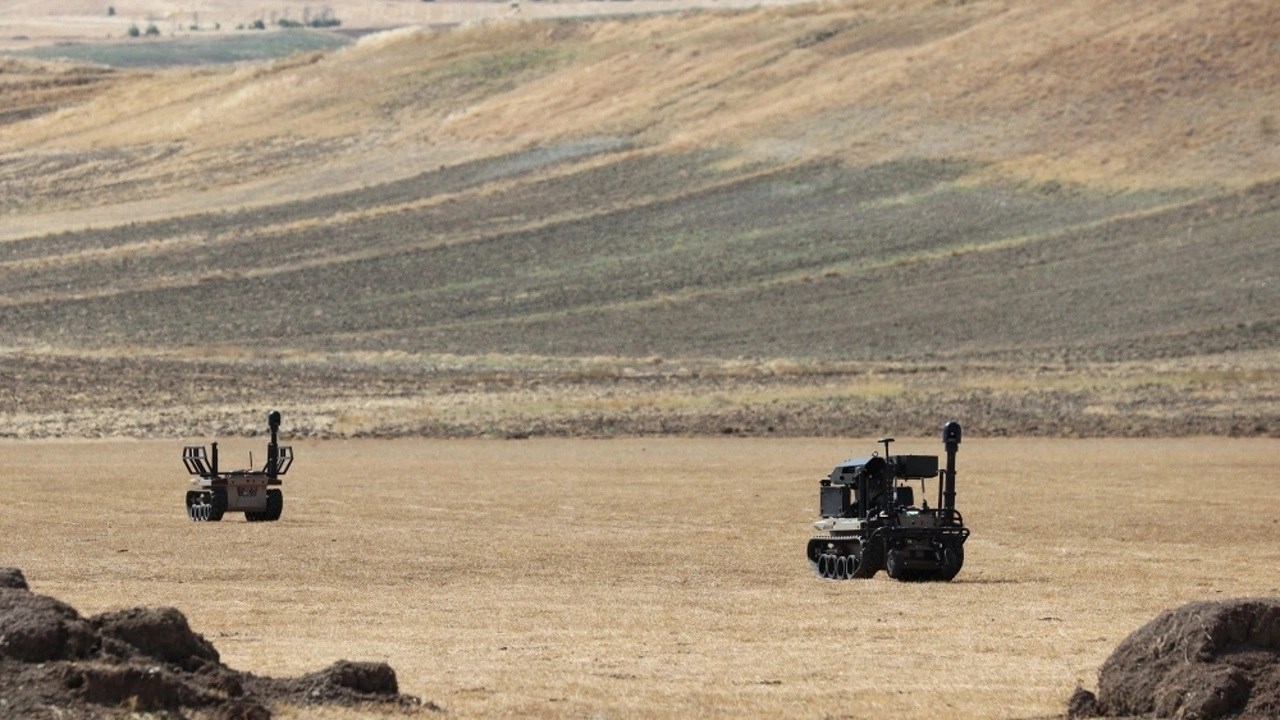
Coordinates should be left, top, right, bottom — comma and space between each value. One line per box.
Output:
942, 421, 962, 521
879, 437, 894, 457
267, 410, 281, 479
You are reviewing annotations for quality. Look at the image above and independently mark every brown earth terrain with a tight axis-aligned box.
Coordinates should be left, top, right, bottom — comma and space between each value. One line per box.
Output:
0, 566, 421, 718
2, 0, 1277, 440
1068, 597, 1280, 719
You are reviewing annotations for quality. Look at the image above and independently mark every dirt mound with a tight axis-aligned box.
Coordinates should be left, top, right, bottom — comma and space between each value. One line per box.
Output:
246, 660, 405, 704
91, 606, 220, 670
1070, 598, 1280, 719
0, 568, 28, 589
0, 568, 424, 718
0, 588, 99, 663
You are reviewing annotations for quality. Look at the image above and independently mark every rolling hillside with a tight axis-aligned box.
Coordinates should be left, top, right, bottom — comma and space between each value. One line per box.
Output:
1, 0, 1277, 438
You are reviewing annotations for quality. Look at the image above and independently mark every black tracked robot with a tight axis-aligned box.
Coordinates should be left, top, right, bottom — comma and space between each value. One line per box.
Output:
807, 421, 969, 581
181, 411, 293, 522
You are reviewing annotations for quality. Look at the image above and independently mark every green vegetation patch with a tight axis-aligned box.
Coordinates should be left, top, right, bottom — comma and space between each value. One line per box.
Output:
421, 46, 576, 93
14, 30, 349, 69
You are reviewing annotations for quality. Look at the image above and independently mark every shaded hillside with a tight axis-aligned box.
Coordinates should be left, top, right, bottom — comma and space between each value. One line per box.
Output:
0, 0, 1277, 437
1, 148, 1274, 362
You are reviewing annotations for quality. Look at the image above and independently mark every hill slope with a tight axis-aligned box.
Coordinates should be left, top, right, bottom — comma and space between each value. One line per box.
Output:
1, 0, 1277, 438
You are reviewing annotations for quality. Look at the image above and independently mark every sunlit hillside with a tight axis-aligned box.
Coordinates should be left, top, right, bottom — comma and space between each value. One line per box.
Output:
1, 0, 1277, 438
7, 0, 1280, 210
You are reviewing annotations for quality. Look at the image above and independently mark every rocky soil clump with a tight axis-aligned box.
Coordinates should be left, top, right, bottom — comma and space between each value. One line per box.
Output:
1069, 598, 1280, 719
0, 568, 425, 718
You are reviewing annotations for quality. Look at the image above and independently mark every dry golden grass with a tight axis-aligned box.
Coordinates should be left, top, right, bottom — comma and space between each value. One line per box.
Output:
5, 0, 1279, 232
3, 437, 1278, 718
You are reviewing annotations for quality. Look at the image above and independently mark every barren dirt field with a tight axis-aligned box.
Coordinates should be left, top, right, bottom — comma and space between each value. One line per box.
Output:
4, 436, 1278, 719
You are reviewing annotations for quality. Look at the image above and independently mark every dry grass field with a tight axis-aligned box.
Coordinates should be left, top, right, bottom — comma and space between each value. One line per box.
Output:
4, 436, 1278, 718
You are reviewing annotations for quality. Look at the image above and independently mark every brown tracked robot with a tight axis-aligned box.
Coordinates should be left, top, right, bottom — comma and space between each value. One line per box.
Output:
181, 411, 293, 522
